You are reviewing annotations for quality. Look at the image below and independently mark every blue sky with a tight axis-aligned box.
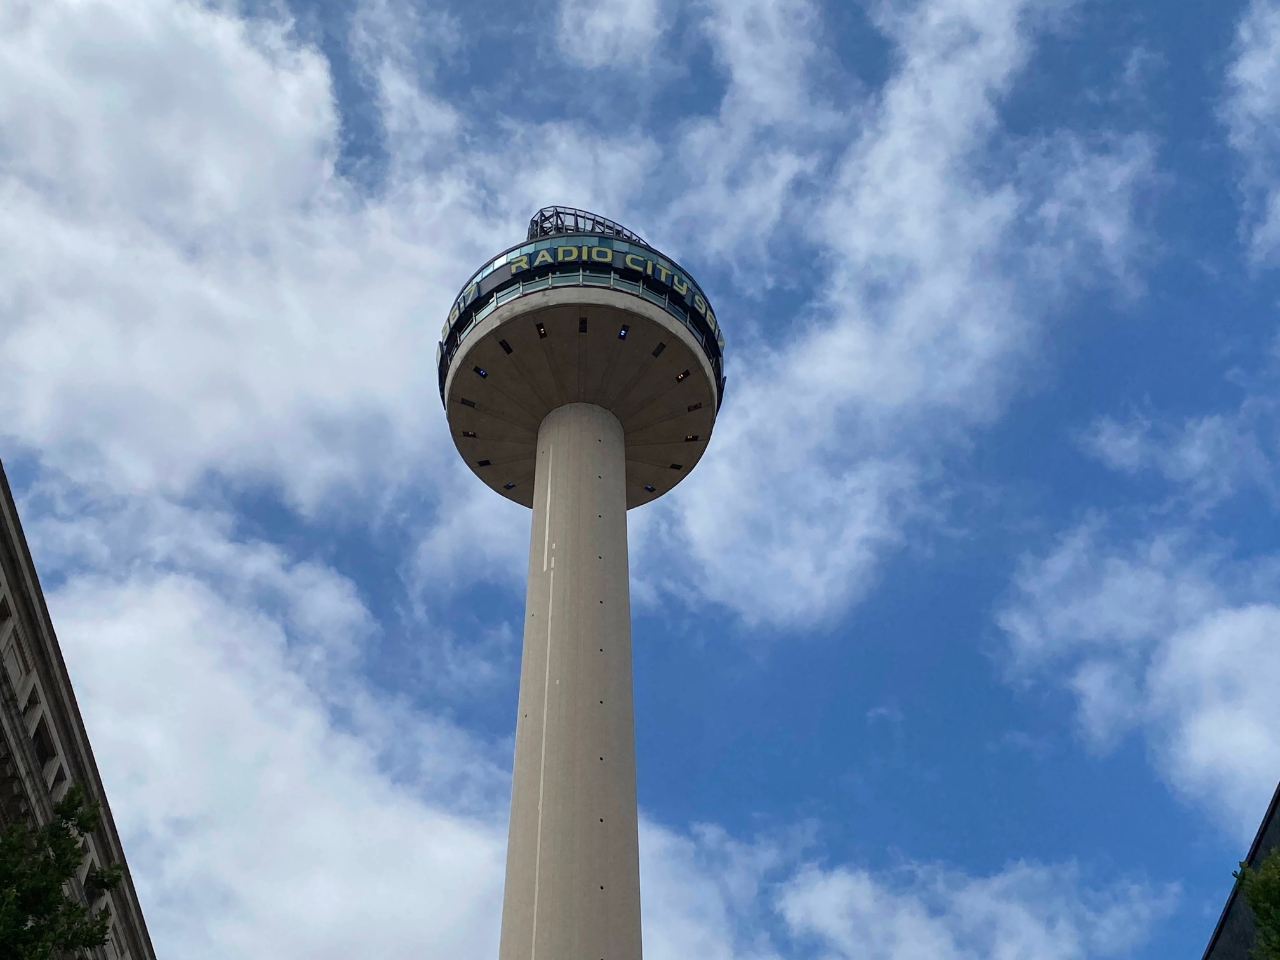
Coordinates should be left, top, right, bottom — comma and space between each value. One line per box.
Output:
2, 0, 1280, 956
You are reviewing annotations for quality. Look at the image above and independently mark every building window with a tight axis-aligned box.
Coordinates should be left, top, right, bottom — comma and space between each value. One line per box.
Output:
31, 716, 57, 768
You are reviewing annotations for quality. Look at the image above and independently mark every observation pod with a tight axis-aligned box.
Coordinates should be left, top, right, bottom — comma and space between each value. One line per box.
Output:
439, 206, 725, 960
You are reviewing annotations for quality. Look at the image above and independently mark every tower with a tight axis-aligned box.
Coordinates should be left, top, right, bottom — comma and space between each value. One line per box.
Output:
438, 207, 726, 960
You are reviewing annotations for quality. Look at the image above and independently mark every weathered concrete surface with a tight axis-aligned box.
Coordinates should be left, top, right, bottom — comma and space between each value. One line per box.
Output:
498, 402, 642, 960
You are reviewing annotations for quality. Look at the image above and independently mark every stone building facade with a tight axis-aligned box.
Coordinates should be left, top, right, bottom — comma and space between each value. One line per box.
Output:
0, 459, 155, 959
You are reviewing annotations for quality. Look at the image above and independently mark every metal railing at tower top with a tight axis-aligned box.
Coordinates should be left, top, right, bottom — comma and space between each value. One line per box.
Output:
527, 206, 648, 246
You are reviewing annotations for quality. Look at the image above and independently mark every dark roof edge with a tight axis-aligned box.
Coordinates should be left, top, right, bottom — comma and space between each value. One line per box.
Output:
1201, 778, 1280, 960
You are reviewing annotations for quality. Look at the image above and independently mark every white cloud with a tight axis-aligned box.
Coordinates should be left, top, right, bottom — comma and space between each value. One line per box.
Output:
1022, 131, 1155, 296
1, 0, 443, 505
63, 575, 507, 958
1225, 0, 1280, 263
25, 491, 1172, 959
701, 0, 823, 125
780, 861, 1173, 960
644, 0, 1154, 625
1000, 232, 1280, 835
999, 521, 1280, 839
1152, 606, 1280, 820
0, 0, 653, 518
0, 0, 1155, 629
647, 822, 1175, 960
661, 0, 838, 269
27, 495, 510, 959
641, 822, 792, 960
1080, 405, 1276, 510
645, 821, 1174, 960
557, 0, 664, 69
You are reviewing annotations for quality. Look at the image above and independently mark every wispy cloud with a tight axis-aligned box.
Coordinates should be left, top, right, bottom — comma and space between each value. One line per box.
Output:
1225, 0, 1280, 263
642, 0, 1154, 625
779, 859, 1174, 960
1080, 393, 1280, 513
999, 519, 1280, 839
0, 0, 1155, 627
556, 0, 666, 70
1001, 316, 1280, 839
28, 496, 510, 958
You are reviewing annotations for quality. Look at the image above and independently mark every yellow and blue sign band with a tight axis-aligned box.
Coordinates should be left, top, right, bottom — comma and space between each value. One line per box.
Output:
443, 234, 723, 352
438, 233, 726, 409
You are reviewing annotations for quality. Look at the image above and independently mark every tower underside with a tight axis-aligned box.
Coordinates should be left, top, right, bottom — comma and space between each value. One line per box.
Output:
443, 288, 719, 509
500, 403, 642, 960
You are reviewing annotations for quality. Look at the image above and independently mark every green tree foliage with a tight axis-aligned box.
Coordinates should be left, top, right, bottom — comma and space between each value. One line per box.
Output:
0, 784, 122, 960
1236, 847, 1280, 960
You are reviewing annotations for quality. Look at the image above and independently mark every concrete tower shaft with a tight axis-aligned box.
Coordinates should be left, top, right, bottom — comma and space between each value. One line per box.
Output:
439, 208, 724, 960
500, 403, 641, 960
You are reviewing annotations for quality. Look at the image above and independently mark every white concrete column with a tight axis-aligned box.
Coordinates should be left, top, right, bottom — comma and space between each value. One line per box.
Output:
499, 402, 642, 960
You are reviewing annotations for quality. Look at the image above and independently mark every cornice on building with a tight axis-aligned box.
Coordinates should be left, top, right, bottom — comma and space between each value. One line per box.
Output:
0, 459, 156, 960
